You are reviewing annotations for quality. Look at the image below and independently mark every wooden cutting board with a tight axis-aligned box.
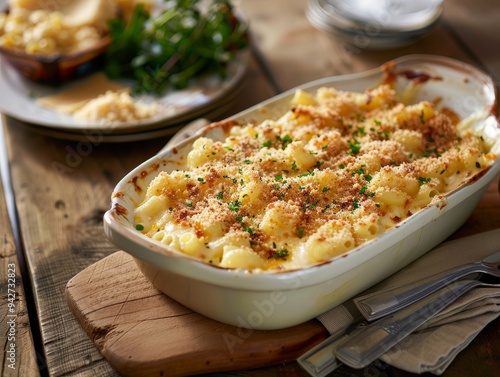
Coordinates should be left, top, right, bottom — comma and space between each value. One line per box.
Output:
65, 251, 329, 377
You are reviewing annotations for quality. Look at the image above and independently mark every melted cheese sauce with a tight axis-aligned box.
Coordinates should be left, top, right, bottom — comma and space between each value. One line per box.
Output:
134, 84, 496, 271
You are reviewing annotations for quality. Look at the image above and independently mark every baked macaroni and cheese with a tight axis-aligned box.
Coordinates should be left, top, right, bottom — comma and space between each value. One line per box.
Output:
134, 84, 496, 271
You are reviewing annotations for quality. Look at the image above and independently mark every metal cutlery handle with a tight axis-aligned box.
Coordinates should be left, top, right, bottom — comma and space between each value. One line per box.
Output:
354, 264, 482, 321
333, 279, 479, 369
296, 328, 348, 377
297, 321, 370, 377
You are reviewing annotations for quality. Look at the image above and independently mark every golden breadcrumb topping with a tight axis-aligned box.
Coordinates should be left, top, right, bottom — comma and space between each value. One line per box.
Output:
134, 84, 495, 271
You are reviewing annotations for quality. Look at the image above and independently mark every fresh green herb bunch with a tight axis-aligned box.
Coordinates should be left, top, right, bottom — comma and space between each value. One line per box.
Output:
104, 0, 249, 94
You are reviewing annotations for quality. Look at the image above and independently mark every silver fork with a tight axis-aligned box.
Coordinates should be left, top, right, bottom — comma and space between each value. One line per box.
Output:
333, 276, 500, 369
298, 276, 500, 375
354, 250, 500, 321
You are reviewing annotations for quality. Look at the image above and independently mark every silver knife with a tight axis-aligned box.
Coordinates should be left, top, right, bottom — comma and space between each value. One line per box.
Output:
332, 278, 485, 369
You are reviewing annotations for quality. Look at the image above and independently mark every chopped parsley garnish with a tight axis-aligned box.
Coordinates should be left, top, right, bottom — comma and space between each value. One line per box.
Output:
418, 177, 432, 185
322, 202, 335, 213
277, 134, 293, 149
348, 140, 361, 155
353, 167, 365, 176
297, 171, 315, 178
243, 226, 255, 235
297, 228, 305, 238
302, 201, 319, 211
262, 140, 272, 148
216, 192, 224, 200
135, 224, 144, 231
228, 200, 242, 212
353, 127, 367, 136
271, 249, 289, 259
352, 199, 359, 210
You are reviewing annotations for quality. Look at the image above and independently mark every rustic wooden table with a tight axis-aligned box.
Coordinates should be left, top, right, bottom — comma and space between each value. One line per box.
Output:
1, 0, 499, 376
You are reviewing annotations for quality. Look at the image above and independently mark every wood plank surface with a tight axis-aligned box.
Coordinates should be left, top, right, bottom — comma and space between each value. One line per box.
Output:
71, 180, 499, 377
65, 251, 329, 377
1, 0, 499, 376
2, 55, 276, 377
0, 118, 40, 377
240, 0, 477, 90
442, 0, 500, 80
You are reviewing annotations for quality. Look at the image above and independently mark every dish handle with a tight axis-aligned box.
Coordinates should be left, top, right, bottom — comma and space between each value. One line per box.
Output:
158, 118, 210, 154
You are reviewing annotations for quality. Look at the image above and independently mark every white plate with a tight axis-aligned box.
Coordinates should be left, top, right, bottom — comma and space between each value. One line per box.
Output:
325, 0, 443, 32
0, 0, 248, 139
307, 0, 440, 49
0, 49, 248, 136
14, 96, 238, 143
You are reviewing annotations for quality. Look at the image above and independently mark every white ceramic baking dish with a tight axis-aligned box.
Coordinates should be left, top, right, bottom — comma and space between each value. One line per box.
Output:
103, 55, 500, 330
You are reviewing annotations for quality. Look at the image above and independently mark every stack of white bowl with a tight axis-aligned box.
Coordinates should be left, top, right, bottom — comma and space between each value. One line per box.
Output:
306, 0, 443, 50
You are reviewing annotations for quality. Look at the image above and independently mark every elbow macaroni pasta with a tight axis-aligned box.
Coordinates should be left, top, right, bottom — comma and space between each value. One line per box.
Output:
134, 84, 496, 271
0, 8, 103, 55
